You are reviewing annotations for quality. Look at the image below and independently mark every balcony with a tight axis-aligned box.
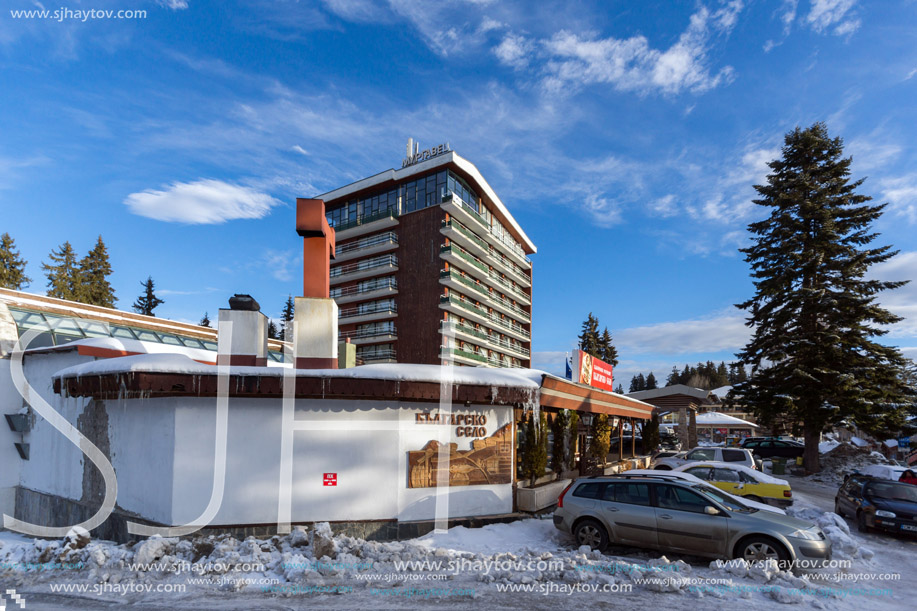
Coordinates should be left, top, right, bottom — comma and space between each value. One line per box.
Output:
439, 243, 489, 282
440, 189, 531, 269
488, 248, 531, 287
339, 301, 397, 325
440, 190, 489, 230
441, 219, 491, 261
359, 348, 397, 364
334, 231, 398, 263
440, 347, 489, 366
485, 269, 530, 305
439, 269, 490, 300
331, 277, 397, 305
440, 320, 489, 343
333, 210, 399, 240
439, 294, 530, 342
339, 325, 397, 344
440, 320, 530, 359
330, 254, 398, 286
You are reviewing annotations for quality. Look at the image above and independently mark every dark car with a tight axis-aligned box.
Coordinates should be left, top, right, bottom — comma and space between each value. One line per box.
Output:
741, 438, 805, 460
835, 474, 917, 536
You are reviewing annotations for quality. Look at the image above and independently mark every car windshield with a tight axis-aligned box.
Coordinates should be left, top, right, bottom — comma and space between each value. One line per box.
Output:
865, 481, 917, 502
691, 484, 755, 513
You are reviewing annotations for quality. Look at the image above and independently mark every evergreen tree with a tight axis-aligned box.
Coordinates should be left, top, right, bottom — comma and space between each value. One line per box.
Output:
0, 233, 31, 290
267, 320, 279, 340
642, 413, 661, 452
598, 327, 619, 366
666, 366, 680, 386
629, 373, 645, 392
200, 312, 211, 328
520, 412, 548, 486
78, 236, 116, 307
280, 295, 295, 341
645, 372, 658, 390
735, 123, 913, 472
42, 241, 80, 300
680, 364, 691, 384
550, 410, 571, 475
578, 313, 600, 357
132, 276, 164, 316
589, 414, 611, 465
614, 383, 624, 394
716, 362, 729, 387
567, 411, 579, 471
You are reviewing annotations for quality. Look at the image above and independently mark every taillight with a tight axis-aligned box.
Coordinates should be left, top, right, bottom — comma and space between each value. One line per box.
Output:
784, 490, 792, 497
557, 483, 573, 508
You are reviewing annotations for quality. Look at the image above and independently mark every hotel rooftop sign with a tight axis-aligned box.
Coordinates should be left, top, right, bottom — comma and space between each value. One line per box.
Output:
402, 140, 451, 168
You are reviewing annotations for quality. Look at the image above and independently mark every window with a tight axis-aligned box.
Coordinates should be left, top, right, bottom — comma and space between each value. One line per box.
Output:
713, 468, 741, 483
111, 326, 137, 339
655, 485, 710, 513
572, 482, 605, 499
687, 449, 716, 461
604, 482, 651, 506
685, 467, 713, 480
743, 440, 759, 448
721, 449, 747, 462
739, 472, 758, 484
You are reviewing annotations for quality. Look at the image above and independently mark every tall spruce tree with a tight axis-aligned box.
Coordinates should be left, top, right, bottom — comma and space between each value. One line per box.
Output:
200, 312, 211, 328
0, 233, 31, 289
614, 383, 624, 394
42, 241, 80, 300
598, 327, 619, 366
267, 320, 279, 340
132, 276, 164, 316
578, 313, 600, 357
735, 123, 913, 472
666, 366, 680, 386
645, 372, 658, 390
78, 236, 116, 307
279, 295, 295, 341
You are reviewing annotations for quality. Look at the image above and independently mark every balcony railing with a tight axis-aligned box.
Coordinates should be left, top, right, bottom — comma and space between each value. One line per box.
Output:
487, 269, 529, 302
330, 277, 397, 299
442, 219, 489, 253
359, 348, 397, 363
441, 320, 488, 342
340, 301, 397, 319
442, 189, 531, 265
330, 254, 398, 278
442, 189, 488, 227
440, 294, 530, 339
335, 231, 397, 257
332, 209, 398, 233
442, 320, 530, 358
440, 243, 489, 275
339, 325, 397, 341
440, 269, 489, 299
442, 347, 488, 363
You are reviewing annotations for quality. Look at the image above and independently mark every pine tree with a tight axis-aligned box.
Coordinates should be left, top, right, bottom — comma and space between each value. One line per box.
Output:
200, 312, 211, 328
0, 233, 31, 290
614, 383, 624, 394
716, 362, 729, 387
132, 276, 164, 316
598, 327, 619, 366
578, 313, 601, 357
566, 411, 579, 471
280, 295, 295, 341
520, 412, 548, 486
629, 374, 645, 392
267, 320, 279, 340
42, 241, 80, 300
78, 236, 116, 307
550, 410, 571, 475
589, 414, 611, 465
735, 122, 914, 472
645, 372, 658, 390
666, 366, 680, 386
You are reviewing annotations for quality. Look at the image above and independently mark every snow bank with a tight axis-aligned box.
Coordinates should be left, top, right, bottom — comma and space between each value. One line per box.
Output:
52, 355, 547, 389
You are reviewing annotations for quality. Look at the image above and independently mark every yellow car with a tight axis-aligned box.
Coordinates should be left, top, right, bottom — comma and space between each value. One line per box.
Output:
676, 462, 794, 508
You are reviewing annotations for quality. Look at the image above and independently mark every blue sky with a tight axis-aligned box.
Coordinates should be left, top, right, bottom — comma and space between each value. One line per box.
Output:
2, 0, 916, 385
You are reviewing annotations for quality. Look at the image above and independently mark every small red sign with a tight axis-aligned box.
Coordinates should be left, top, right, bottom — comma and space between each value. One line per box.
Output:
573, 349, 614, 392
323, 473, 337, 486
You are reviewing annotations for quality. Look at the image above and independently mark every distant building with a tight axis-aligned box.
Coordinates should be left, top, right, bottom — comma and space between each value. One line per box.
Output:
318, 141, 535, 368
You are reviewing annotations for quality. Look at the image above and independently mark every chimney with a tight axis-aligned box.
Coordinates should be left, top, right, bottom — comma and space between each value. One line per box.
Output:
294, 198, 338, 369
217, 294, 268, 366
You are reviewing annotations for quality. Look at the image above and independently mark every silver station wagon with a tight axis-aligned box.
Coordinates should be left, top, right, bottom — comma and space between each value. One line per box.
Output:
553, 473, 831, 570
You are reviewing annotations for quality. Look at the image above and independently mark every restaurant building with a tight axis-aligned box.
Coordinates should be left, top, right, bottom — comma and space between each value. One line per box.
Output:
319, 141, 535, 368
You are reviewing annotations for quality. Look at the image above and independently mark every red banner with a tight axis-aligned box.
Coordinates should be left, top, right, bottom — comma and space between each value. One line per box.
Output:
573, 350, 614, 392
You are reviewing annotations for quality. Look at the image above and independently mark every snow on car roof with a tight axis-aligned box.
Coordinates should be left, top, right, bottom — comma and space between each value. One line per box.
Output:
675, 461, 789, 486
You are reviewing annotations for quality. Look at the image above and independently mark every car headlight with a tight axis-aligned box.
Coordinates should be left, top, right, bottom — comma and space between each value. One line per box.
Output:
875, 510, 896, 518
789, 528, 822, 541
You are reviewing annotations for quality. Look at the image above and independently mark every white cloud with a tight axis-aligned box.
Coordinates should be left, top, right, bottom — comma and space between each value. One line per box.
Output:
650, 194, 678, 218
869, 251, 917, 338
806, 0, 859, 35
291, 145, 310, 156
535, 3, 742, 96
260, 249, 299, 282
616, 309, 750, 355
847, 134, 903, 172
123, 179, 281, 224
158, 0, 189, 9
878, 173, 917, 225
320, 0, 388, 22
494, 33, 532, 69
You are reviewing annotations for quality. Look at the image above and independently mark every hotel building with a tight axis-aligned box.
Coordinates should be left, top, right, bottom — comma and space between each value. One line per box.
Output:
318, 142, 536, 368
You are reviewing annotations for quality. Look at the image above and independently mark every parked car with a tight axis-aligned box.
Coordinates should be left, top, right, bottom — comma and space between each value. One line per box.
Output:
675, 461, 793, 507
652, 447, 757, 471
625, 469, 784, 514
741, 438, 805, 460
835, 474, 917, 536
860, 464, 909, 482
553, 472, 830, 570
651, 450, 684, 462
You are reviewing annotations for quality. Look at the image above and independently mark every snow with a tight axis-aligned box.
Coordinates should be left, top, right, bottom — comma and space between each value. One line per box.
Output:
883, 439, 898, 448
695, 411, 758, 427
850, 436, 869, 447
708, 385, 733, 399
674, 461, 789, 486
30, 336, 218, 363
819, 440, 841, 453
52, 354, 548, 388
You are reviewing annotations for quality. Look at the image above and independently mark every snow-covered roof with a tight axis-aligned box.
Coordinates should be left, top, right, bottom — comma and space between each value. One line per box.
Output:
709, 385, 733, 400
695, 411, 758, 427
850, 436, 869, 447
53, 354, 547, 388
26, 337, 219, 364
626, 384, 709, 401
883, 439, 899, 448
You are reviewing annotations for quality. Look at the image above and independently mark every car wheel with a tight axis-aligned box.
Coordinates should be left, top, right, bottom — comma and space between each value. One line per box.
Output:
856, 511, 871, 534
834, 499, 844, 518
573, 519, 609, 551
654, 465, 672, 470
737, 536, 789, 565
743, 494, 763, 503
